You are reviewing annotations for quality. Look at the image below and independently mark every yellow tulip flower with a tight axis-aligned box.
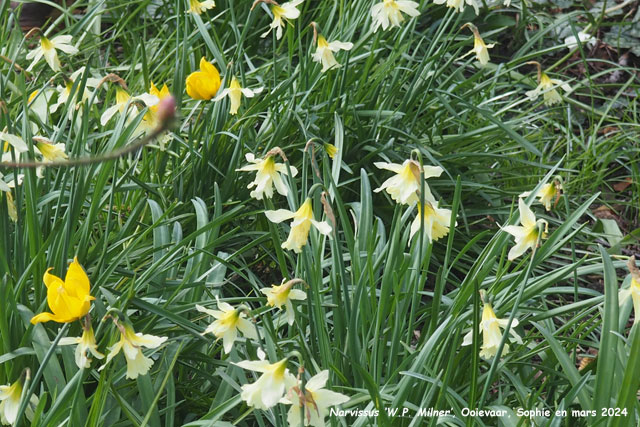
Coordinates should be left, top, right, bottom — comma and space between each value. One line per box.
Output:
186, 57, 221, 100
31, 257, 95, 324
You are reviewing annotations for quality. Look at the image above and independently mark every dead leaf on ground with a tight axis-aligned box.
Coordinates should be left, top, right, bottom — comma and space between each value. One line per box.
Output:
613, 177, 633, 192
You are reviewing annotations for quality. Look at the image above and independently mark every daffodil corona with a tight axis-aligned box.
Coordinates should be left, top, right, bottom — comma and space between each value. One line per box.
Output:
186, 57, 222, 100
503, 198, 547, 261
371, 0, 420, 32
214, 77, 263, 115
260, 279, 307, 325
196, 298, 258, 353
264, 198, 332, 253
35, 139, 68, 162
26, 34, 78, 72
282, 370, 350, 427
462, 302, 522, 360
410, 200, 454, 244
31, 257, 95, 324
374, 159, 443, 205
312, 36, 353, 72
236, 151, 298, 200
260, 0, 305, 40
234, 350, 297, 409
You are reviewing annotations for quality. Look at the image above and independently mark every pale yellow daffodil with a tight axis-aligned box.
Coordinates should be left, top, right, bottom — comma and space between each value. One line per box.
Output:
26, 34, 78, 72
282, 370, 350, 427
214, 77, 263, 115
525, 73, 572, 106
433, 0, 479, 14
374, 159, 443, 205
503, 198, 547, 261
100, 321, 168, 379
265, 198, 332, 253
59, 325, 104, 369
312, 36, 353, 72
520, 180, 562, 211
260, 0, 304, 40
0, 380, 39, 425
462, 302, 522, 360
51, 67, 101, 117
31, 257, 94, 324
236, 151, 298, 200
35, 138, 68, 162
234, 349, 297, 409
196, 298, 258, 353
100, 88, 159, 126
188, 0, 215, 14
410, 199, 454, 244
371, 0, 420, 32
620, 257, 640, 324
260, 279, 307, 325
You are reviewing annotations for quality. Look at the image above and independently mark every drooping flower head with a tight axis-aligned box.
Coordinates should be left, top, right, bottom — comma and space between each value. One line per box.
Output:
311, 32, 353, 72
31, 257, 95, 324
519, 178, 562, 211
256, 0, 305, 40
26, 34, 78, 72
58, 319, 104, 369
620, 256, 640, 324
236, 148, 298, 200
374, 159, 443, 205
460, 24, 494, 67
462, 300, 522, 360
0, 378, 39, 425
34, 137, 68, 162
410, 199, 454, 244
324, 143, 338, 159
264, 198, 332, 253
260, 278, 307, 325
503, 197, 548, 261
196, 297, 258, 353
526, 73, 571, 106
186, 57, 222, 100
50, 67, 102, 117
282, 370, 350, 427
214, 76, 263, 115
100, 319, 168, 379
371, 0, 420, 32
188, 0, 215, 14
234, 349, 297, 409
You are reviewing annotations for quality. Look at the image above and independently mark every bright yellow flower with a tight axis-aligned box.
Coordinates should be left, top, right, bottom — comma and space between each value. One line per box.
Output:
374, 159, 443, 205
503, 198, 547, 261
186, 57, 221, 100
282, 370, 350, 427
188, 0, 215, 14
234, 349, 297, 409
620, 257, 640, 324
525, 73, 572, 106
462, 302, 522, 360
59, 325, 104, 369
0, 380, 39, 425
214, 76, 263, 115
371, 0, 420, 32
31, 257, 95, 324
35, 139, 68, 162
148, 82, 172, 113
312, 36, 353, 72
520, 180, 562, 211
101, 322, 167, 379
410, 200, 454, 244
264, 198, 332, 253
236, 151, 298, 200
196, 298, 258, 353
260, 0, 305, 40
260, 279, 307, 325
324, 143, 338, 159
26, 35, 78, 72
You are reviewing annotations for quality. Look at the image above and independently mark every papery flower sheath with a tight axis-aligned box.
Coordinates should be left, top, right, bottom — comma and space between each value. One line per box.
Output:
236, 151, 297, 200
196, 298, 258, 353
186, 57, 221, 100
462, 302, 522, 360
31, 257, 95, 324
371, 0, 420, 32
264, 198, 332, 253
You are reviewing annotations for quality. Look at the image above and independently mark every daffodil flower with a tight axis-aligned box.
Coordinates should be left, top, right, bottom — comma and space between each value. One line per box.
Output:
31, 257, 94, 324
374, 159, 443, 205
520, 180, 562, 211
26, 34, 78, 72
259, 0, 304, 40
186, 57, 221, 100
371, 0, 420, 32
0, 379, 39, 425
100, 88, 159, 126
50, 67, 101, 117
0, 173, 22, 222
236, 151, 298, 200
234, 349, 297, 409
265, 198, 332, 253
28, 89, 54, 128
324, 143, 338, 159
503, 198, 547, 261
0, 131, 29, 155
260, 279, 307, 325
196, 298, 258, 354
410, 200, 454, 244
59, 324, 104, 369
312, 35, 353, 72
188, 0, 215, 14
214, 76, 263, 115
462, 302, 522, 360
564, 31, 596, 50
35, 138, 68, 162
525, 73, 571, 106
281, 370, 350, 427
620, 256, 640, 324
100, 321, 168, 379
433, 0, 479, 14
